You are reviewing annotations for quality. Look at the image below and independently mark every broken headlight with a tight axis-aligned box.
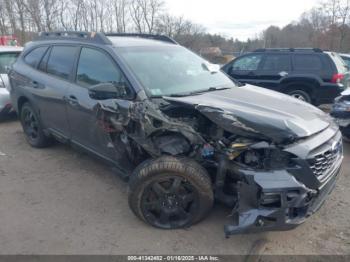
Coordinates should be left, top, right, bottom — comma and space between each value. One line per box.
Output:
233, 148, 295, 170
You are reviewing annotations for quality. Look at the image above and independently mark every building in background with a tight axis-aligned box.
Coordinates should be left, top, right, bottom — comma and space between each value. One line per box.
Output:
0, 35, 18, 46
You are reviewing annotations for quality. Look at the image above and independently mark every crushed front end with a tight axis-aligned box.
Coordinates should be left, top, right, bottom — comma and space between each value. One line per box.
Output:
94, 86, 343, 236
222, 125, 343, 236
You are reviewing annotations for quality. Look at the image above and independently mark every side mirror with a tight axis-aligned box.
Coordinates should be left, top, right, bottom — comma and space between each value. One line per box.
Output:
4, 65, 11, 74
88, 82, 124, 100
228, 66, 236, 75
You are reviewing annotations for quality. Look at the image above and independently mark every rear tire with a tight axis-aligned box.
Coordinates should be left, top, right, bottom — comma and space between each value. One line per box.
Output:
128, 156, 214, 229
288, 90, 312, 103
20, 102, 52, 148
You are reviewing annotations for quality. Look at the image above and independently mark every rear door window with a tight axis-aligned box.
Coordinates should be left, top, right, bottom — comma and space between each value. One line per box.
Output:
24, 46, 48, 68
261, 54, 291, 71
232, 54, 263, 71
46, 46, 78, 80
38, 47, 51, 72
293, 54, 323, 71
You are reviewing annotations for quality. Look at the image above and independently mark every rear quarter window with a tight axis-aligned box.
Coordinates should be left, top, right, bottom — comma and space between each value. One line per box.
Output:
24, 46, 48, 68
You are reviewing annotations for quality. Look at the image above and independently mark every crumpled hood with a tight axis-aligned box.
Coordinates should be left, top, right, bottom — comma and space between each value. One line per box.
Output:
164, 85, 332, 143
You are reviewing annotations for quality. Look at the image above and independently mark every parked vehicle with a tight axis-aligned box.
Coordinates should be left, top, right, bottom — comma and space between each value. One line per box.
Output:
339, 53, 350, 68
221, 48, 350, 105
9, 32, 343, 236
331, 88, 350, 141
0, 46, 22, 118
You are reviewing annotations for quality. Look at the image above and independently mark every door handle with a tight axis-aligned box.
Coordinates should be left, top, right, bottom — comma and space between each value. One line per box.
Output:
31, 81, 39, 88
279, 71, 289, 77
66, 95, 79, 106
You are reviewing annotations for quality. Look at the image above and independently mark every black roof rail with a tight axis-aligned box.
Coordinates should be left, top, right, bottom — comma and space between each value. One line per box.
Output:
35, 31, 112, 44
254, 48, 323, 53
105, 33, 178, 44
35, 31, 178, 45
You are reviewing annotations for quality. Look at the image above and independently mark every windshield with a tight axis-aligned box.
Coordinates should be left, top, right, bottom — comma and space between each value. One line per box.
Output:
118, 46, 235, 97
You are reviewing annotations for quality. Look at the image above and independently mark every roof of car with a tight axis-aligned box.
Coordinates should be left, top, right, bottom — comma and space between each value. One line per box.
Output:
253, 48, 324, 53
0, 46, 23, 52
33, 32, 178, 48
339, 53, 350, 58
107, 36, 175, 47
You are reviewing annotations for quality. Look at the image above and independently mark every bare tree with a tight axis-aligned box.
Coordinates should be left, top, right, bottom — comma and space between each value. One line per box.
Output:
114, 0, 129, 33
129, 0, 144, 33
139, 0, 163, 33
0, 1, 8, 34
4, 0, 18, 34
338, 0, 350, 49
23, 0, 43, 32
14, 0, 27, 42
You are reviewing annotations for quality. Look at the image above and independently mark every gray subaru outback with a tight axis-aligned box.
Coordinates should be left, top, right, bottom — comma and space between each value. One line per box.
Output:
9, 32, 343, 236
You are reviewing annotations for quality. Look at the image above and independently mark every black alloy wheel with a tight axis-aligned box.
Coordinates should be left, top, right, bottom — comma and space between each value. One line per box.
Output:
141, 175, 198, 229
20, 102, 52, 148
128, 156, 214, 229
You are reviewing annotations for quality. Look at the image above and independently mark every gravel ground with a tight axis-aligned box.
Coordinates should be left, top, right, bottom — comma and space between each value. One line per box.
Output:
0, 119, 349, 255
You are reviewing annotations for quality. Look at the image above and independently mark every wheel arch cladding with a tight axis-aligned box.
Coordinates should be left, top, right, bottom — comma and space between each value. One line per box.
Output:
17, 96, 29, 113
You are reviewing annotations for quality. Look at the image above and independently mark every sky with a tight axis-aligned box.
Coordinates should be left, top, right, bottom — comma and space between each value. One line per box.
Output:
164, 0, 320, 40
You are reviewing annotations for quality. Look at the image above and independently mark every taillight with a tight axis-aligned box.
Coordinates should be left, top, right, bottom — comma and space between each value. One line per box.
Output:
331, 73, 344, 83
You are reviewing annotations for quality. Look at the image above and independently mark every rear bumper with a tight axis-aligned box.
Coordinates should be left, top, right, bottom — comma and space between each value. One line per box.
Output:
313, 84, 345, 105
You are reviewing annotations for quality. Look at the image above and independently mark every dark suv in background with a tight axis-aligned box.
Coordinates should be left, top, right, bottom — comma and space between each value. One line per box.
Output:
9, 32, 343, 236
222, 48, 349, 105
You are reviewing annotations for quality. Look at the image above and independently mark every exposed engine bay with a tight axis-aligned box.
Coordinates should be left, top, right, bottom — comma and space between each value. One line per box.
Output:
93, 88, 343, 236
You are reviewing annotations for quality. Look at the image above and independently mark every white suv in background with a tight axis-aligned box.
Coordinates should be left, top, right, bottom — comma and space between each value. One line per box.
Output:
340, 53, 350, 68
0, 46, 22, 118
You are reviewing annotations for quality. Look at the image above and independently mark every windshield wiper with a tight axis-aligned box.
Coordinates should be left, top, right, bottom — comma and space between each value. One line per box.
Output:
167, 86, 233, 97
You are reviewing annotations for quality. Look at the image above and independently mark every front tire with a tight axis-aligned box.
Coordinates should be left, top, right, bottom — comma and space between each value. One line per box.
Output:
128, 156, 214, 229
20, 102, 52, 148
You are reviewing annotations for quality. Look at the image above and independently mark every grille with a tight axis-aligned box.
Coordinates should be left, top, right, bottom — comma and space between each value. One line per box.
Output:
308, 140, 342, 181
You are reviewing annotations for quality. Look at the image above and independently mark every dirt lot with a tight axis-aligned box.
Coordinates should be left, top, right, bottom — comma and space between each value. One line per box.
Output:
0, 118, 349, 255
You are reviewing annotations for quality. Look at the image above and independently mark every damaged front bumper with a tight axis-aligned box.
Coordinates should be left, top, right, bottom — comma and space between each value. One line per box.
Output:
224, 128, 343, 236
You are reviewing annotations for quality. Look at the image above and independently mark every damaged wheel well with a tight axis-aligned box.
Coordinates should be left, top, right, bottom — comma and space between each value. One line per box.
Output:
152, 132, 191, 156
18, 96, 29, 113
